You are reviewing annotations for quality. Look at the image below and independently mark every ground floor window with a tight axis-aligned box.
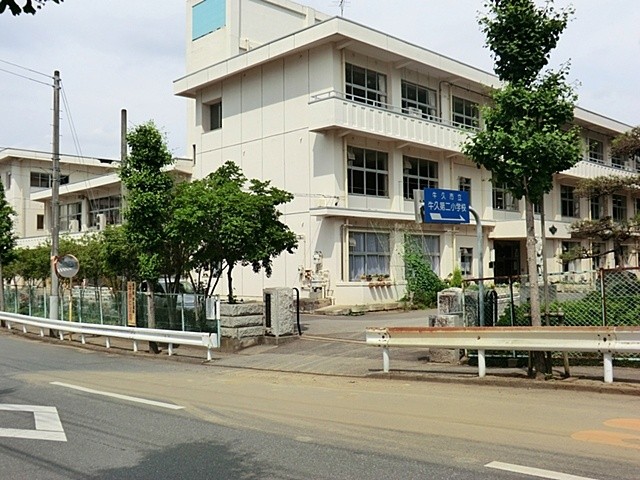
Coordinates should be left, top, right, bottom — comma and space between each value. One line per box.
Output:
89, 195, 122, 228
562, 241, 582, 272
59, 202, 81, 232
348, 231, 390, 281
459, 247, 473, 276
407, 234, 440, 275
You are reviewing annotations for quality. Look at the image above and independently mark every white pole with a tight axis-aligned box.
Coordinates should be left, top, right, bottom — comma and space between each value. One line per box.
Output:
603, 353, 613, 383
383, 347, 390, 373
478, 349, 486, 378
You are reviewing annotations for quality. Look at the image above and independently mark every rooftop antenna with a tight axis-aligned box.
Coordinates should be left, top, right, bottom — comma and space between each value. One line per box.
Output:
335, 0, 349, 16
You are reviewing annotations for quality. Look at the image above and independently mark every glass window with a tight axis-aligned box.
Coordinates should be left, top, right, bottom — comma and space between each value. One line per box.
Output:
492, 182, 518, 211
587, 138, 604, 164
30, 172, 69, 188
89, 195, 122, 228
401, 80, 437, 119
451, 96, 479, 129
562, 241, 581, 272
403, 156, 438, 199
348, 231, 390, 281
59, 202, 82, 232
560, 185, 579, 217
4, 172, 10, 191
207, 101, 222, 131
458, 177, 471, 196
591, 242, 606, 270
407, 234, 441, 275
611, 154, 626, 170
36, 214, 44, 230
347, 146, 388, 197
460, 247, 473, 276
345, 63, 387, 107
590, 196, 604, 220
612, 194, 627, 222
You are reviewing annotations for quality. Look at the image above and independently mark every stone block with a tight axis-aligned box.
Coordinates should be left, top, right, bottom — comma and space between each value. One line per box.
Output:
220, 302, 264, 316
438, 288, 462, 315
219, 314, 264, 328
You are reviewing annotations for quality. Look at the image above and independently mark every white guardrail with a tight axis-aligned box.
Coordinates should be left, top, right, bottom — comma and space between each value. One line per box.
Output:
1, 311, 219, 361
365, 326, 640, 383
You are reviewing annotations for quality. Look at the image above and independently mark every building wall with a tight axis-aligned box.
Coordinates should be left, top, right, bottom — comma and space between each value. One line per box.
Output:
182, 0, 637, 304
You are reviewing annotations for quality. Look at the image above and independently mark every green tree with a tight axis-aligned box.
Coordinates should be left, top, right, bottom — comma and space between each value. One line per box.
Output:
0, 0, 61, 15
403, 238, 445, 308
567, 174, 640, 267
0, 180, 16, 312
120, 121, 174, 351
6, 245, 50, 287
463, 0, 582, 377
612, 126, 640, 160
178, 161, 297, 303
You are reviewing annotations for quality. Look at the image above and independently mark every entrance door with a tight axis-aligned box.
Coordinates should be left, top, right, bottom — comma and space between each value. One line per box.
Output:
493, 241, 520, 278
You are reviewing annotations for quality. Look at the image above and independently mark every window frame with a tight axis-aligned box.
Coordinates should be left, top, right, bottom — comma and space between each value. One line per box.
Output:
451, 96, 479, 129
590, 196, 604, 220
345, 63, 387, 107
207, 100, 222, 131
30, 172, 69, 188
587, 138, 604, 164
407, 234, 441, 276
36, 214, 44, 231
347, 146, 389, 197
348, 231, 391, 281
89, 195, 122, 228
560, 185, 580, 218
459, 247, 473, 276
492, 182, 519, 212
401, 80, 437, 120
402, 155, 438, 200
612, 194, 627, 222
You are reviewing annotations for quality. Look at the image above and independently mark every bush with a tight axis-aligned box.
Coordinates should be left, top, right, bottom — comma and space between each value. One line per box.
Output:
403, 239, 446, 308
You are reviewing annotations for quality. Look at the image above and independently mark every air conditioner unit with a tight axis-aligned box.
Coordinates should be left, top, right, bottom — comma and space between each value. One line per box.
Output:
96, 213, 107, 231
69, 219, 79, 233
407, 107, 422, 118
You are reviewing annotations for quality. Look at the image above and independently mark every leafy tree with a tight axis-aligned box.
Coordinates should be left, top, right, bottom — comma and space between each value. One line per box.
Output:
178, 161, 297, 303
5, 244, 50, 287
0, 180, 16, 312
464, 0, 581, 377
120, 121, 174, 351
567, 174, 640, 267
0, 0, 61, 15
99, 225, 140, 292
612, 126, 640, 161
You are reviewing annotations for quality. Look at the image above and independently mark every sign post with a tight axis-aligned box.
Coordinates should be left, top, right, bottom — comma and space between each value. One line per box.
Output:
416, 188, 485, 326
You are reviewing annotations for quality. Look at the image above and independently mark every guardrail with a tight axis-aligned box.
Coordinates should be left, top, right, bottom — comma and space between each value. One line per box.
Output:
365, 326, 640, 383
1, 311, 219, 361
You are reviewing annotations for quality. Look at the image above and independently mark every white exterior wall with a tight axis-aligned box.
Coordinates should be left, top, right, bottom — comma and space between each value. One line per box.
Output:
179, 0, 636, 305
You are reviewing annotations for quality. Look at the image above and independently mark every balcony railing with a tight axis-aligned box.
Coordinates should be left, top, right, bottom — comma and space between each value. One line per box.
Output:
308, 91, 474, 153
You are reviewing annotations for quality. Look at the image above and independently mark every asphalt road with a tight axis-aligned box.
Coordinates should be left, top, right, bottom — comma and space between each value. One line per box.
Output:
1, 333, 639, 480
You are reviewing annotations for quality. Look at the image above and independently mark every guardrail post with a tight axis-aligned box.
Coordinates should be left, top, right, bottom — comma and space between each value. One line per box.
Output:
168, 343, 173, 356
58, 330, 64, 341
382, 347, 390, 373
207, 346, 212, 361
478, 349, 486, 378
105, 337, 110, 349
133, 340, 138, 352
603, 353, 613, 383
80, 334, 85, 345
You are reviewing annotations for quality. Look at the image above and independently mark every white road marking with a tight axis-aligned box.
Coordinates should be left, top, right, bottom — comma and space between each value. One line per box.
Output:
51, 382, 184, 410
0, 404, 67, 442
485, 461, 599, 480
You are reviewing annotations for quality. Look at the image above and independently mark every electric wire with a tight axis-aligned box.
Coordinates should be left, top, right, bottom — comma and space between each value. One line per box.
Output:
0, 58, 52, 79
0, 66, 51, 88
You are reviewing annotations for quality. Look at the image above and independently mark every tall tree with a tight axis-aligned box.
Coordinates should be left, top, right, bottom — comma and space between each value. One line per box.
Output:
177, 161, 297, 303
463, 0, 582, 377
0, 0, 61, 15
612, 126, 640, 162
120, 121, 174, 352
0, 179, 16, 313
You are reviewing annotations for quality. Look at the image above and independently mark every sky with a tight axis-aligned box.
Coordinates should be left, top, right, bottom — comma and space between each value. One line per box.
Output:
0, 0, 638, 160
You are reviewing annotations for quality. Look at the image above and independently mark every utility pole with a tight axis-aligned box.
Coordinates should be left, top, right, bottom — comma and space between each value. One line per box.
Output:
50, 70, 61, 321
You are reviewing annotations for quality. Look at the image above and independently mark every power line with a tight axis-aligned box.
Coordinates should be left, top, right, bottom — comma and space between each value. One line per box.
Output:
0, 66, 51, 88
0, 58, 52, 79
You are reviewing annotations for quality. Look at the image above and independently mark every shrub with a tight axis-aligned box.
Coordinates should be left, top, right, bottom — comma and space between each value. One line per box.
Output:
403, 239, 446, 308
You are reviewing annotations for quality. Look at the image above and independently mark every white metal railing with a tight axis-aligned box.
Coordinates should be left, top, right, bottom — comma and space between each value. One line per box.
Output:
2, 311, 220, 361
309, 90, 479, 132
365, 326, 640, 383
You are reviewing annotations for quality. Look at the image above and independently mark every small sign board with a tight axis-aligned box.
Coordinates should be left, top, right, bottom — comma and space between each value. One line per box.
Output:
127, 281, 137, 327
423, 188, 470, 224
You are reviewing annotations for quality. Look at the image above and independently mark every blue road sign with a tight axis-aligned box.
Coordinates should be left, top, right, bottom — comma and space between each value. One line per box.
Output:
423, 188, 470, 224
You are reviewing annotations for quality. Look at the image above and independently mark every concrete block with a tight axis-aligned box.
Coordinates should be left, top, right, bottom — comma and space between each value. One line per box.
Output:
219, 314, 264, 328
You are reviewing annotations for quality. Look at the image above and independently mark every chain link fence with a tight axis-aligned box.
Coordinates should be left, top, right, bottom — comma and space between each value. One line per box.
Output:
2, 286, 214, 333
462, 268, 640, 363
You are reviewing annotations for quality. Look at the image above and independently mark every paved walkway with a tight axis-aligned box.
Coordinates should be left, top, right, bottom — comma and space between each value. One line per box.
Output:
206, 310, 640, 396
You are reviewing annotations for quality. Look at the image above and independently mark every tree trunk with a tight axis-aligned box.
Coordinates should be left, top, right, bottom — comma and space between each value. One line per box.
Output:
525, 198, 548, 377
146, 281, 160, 353
227, 264, 234, 304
